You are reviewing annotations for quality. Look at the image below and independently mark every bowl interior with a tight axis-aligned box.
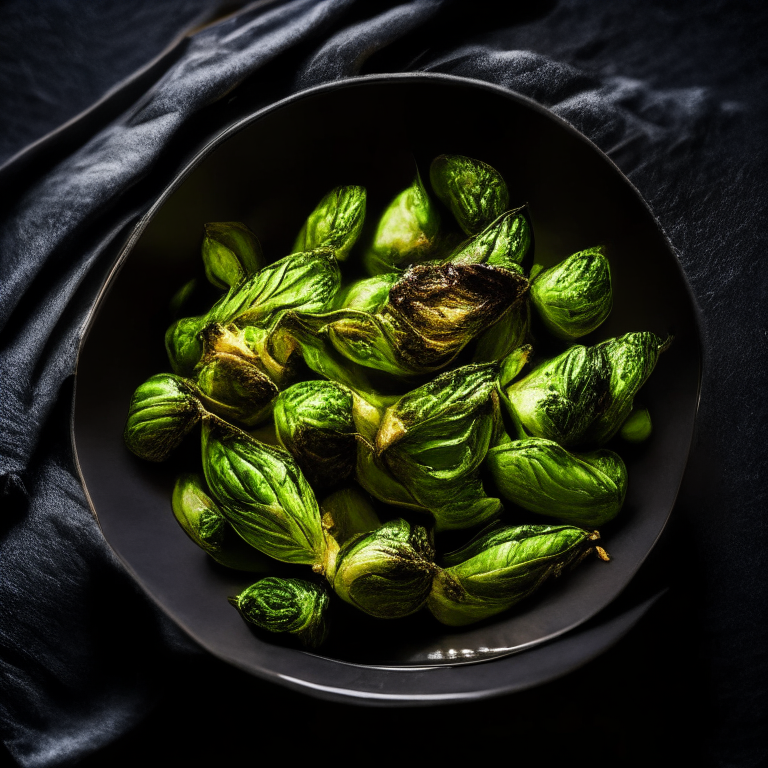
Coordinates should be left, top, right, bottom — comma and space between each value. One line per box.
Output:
74, 76, 700, 678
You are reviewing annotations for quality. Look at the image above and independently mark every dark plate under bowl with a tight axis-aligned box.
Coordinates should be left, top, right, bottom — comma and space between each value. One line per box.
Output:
73, 74, 701, 700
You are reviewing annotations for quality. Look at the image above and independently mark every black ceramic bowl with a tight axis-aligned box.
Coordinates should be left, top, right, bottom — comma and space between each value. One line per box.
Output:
73, 74, 700, 702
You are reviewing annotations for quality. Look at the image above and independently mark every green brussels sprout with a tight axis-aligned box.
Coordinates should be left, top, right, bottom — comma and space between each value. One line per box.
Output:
445, 207, 531, 271
165, 315, 207, 377
333, 274, 399, 312
230, 577, 330, 648
486, 438, 627, 527
504, 344, 610, 447
620, 405, 652, 443
208, 248, 341, 330
202, 221, 263, 290
292, 185, 367, 262
327, 519, 436, 619
172, 473, 269, 571
194, 324, 278, 427
124, 373, 204, 461
472, 296, 530, 363
584, 332, 668, 444
320, 487, 381, 545
428, 523, 605, 626
530, 246, 612, 340
430, 154, 509, 235
273, 380, 356, 490
375, 363, 503, 531
363, 173, 441, 275
201, 420, 326, 569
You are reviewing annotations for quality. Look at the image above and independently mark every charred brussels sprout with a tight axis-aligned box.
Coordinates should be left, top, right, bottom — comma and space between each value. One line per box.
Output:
327, 519, 436, 619
202, 222, 263, 290
172, 473, 268, 571
124, 373, 204, 461
230, 577, 330, 648
584, 332, 668, 444
530, 246, 612, 340
273, 380, 356, 490
201, 420, 326, 569
428, 524, 605, 626
376, 363, 503, 531
194, 324, 277, 427
504, 344, 610, 447
318, 263, 529, 377
363, 173, 441, 275
446, 207, 531, 272
430, 154, 509, 235
487, 438, 627, 527
293, 185, 367, 261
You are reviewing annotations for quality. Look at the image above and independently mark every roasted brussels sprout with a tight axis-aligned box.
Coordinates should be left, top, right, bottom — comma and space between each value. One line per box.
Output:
504, 344, 610, 447
430, 154, 509, 235
194, 324, 277, 426
293, 185, 367, 262
124, 373, 204, 461
230, 577, 330, 648
376, 363, 503, 531
487, 438, 628, 527
165, 315, 207, 377
274, 380, 356, 489
327, 519, 436, 619
445, 207, 531, 271
620, 405, 652, 443
530, 246, 612, 340
201, 420, 327, 569
584, 332, 668, 444
428, 523, 606, 626
316, 262, 528, 377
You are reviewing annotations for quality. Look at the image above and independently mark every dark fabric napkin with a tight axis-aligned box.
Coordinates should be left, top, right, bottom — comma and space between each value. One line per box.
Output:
1, 1, 766, 766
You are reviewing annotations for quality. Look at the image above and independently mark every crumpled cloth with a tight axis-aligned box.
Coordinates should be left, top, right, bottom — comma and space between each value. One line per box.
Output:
1, 0, 766, 766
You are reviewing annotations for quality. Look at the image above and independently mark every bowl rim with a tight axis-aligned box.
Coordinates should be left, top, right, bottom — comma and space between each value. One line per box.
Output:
71, 71, 703, 702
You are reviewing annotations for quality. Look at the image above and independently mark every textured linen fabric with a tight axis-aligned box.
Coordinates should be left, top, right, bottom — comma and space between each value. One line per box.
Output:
0, 1, 766, 766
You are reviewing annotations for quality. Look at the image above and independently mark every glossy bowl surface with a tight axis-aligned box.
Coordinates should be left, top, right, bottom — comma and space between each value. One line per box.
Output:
74, 74, 700, 701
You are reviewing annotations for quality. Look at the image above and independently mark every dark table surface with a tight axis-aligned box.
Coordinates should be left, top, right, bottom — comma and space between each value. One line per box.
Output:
0, 2, 766, 766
